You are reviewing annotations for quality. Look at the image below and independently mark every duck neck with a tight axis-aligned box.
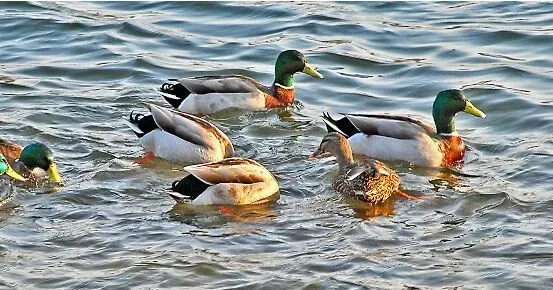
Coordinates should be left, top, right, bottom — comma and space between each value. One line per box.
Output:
433, 108, 457, 135
274, 69, 294, 88
335, 142, 355, 168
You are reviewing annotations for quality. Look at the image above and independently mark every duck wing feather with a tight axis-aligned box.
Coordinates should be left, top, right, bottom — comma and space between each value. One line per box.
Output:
175, 75, 271, 95
145, 103, 233, 154
345, 113, 438, 140
183, 158, 273, 185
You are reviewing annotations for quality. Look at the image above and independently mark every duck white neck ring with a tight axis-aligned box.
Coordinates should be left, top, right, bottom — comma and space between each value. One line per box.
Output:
275, 83, 294, 90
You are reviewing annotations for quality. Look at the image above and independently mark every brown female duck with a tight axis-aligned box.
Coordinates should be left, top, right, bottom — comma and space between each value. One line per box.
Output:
310, 133, 416, 203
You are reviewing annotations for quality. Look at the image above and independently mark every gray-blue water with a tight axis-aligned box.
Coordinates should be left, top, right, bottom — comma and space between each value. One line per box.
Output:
2, 2, 553, 289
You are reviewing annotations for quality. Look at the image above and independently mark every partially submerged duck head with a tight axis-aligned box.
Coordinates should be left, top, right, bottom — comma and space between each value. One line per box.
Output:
19, 143, 63, 184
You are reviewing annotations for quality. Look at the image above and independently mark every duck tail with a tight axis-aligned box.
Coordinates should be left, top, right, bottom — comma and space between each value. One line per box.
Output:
128, 110, 144, 124
125, 111, 145, 138
322, 112, 360, 138
169, 175, 210, 202
167, 187, 188, 202
322, 112, 349, 138
159, 81, 189, 109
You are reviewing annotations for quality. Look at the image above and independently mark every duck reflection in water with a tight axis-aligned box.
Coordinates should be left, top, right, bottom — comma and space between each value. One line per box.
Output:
343, 195, 396, 219
168, 196, 278, 226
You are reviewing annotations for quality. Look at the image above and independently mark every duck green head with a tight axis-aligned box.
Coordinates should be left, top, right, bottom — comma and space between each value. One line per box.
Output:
432, 89, 486, 135
0, 154, 26, 181
19, 143, 63, 184
274, 50, 324, 88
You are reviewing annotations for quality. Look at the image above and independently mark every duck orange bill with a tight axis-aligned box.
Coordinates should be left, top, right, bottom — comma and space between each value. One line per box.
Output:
308, 149, 331, 160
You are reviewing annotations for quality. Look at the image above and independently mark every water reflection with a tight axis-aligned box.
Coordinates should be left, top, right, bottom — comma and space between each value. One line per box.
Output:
0, 180, 19, 227
344, 196, 396, 219
0, 179, 16, 208
168, 197, 279, 227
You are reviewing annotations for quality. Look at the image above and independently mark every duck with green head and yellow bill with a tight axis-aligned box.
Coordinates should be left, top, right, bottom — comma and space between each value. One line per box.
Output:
322, 89, 486, 167
0, 154, 26, 182
158, 50, 324, 115
0, 138, 63, 186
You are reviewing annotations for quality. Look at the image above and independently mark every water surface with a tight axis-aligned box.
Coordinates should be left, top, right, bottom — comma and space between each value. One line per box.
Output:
1, 2, 553, 289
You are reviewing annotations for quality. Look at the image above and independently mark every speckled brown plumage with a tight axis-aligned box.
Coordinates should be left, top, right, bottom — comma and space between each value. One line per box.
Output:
311, 132, 403, 204
332, 159, 400, 203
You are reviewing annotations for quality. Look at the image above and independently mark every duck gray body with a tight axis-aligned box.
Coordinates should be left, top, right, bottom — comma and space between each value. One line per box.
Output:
158, 50, 324, 115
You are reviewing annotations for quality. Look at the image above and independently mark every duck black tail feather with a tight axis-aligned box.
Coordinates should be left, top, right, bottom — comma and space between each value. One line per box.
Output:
170, 174, 210, 201
322, 112, 339, 133
129, 110, 144, 124
160, 82, 190, 109
127, 111, 157, 138
322, 112, 360, 138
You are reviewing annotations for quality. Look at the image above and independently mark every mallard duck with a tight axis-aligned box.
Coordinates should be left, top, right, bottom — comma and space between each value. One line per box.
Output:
168, 157, 279, 205
310, 132, 413, 203
158, 50, 324, 115
322, 89, 486, 167
126, 103, 234, 164
0, 139, 62, 185
0, 154, 26, 182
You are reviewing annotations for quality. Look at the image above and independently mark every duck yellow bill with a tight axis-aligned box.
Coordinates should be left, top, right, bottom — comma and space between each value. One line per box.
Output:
6, 167, 26, 182
464, 100, 486, 118
47, 163, 63, 184
302, 63, 324, 79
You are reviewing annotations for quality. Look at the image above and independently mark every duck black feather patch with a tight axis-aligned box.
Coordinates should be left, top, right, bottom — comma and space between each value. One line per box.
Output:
171, 174, 210, 201
160, 82, 190, 108
322, 112, 360, 138
128, 111, 158, 138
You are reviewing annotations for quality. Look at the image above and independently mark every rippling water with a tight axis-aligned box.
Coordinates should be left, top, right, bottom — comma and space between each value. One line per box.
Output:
2, 1, 553, 289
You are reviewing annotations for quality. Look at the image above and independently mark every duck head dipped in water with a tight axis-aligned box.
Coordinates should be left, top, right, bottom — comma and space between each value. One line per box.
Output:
0, 139, 62, 187
168, 158, 279, 206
